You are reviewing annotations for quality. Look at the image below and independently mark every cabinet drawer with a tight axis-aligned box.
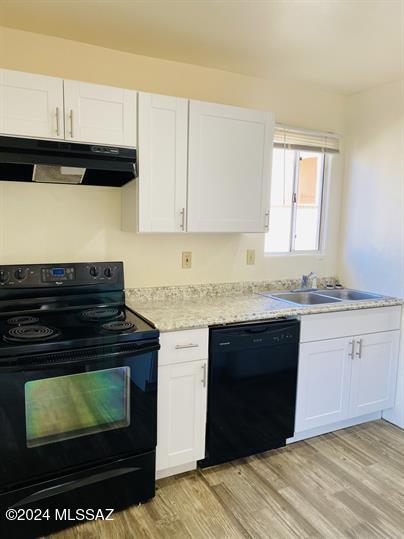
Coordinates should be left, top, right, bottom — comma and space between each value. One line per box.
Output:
159, 328, 208, 366
300, 306, 402, 343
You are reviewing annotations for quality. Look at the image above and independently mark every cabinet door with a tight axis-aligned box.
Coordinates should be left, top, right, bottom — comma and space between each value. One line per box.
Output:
137, 93, 188, 232
187, 100, 274, 232
0, 69, 64, 139
349, 331, 400, 417
295, 338, 351, 432
63, 80, 136, 146
156, 359, 207, 471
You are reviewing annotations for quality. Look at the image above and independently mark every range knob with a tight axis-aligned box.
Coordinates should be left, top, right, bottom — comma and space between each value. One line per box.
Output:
89, 266, 99, 278
104, 267, 113, 278
14, 268, 27, 281
0, 270, 9, 284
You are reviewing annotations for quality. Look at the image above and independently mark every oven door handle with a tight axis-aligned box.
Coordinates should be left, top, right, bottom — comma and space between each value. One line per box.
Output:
0, 342, 160, 372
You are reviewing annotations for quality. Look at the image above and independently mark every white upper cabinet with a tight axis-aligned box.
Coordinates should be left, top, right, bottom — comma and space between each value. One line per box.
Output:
63, 80, 136, 147
0, 69, 64, 139
137, 93, 188, 232
187, 100, 274, 233
349, 331, 400, 418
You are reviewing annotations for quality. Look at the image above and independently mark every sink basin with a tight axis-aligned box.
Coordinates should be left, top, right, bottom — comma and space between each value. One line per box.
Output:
316, 289, 383, 301
269, 291, 341, 305
265, 288, 384, 306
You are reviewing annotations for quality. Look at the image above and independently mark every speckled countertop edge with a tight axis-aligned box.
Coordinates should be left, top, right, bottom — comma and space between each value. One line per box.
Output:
125, 284, 403, 332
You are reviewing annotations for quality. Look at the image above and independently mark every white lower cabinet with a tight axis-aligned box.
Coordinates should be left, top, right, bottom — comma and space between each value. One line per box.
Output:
295, 329, 400, 434
156, 328, 209, 478
349, 331, 400, 417
295, 337, 351, 432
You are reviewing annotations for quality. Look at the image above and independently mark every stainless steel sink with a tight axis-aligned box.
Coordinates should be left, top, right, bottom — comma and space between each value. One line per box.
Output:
264, 288, 385, 306
316, 289, 383, 301
269, 291, 341, 305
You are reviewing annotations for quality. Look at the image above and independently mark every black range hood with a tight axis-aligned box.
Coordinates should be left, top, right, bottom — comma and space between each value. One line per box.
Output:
0, 136, 137, 187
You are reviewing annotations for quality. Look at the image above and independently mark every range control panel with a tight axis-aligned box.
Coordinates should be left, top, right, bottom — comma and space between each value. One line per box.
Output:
0, 262, 124, 289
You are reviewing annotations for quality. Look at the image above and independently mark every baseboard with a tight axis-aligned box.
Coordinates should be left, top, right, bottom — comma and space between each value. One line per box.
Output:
156, 461, 196, 480
383, 407, 404, 429
286, 411, 382, 444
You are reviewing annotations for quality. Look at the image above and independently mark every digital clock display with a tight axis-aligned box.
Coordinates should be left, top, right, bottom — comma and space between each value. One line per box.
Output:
41, 267, 75, 282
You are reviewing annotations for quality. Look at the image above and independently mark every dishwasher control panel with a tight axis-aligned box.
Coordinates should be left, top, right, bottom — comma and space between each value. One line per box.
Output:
210, 319, 300, 352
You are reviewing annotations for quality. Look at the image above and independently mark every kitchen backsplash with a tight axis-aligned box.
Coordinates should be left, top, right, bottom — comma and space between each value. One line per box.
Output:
126, 276, 339, 302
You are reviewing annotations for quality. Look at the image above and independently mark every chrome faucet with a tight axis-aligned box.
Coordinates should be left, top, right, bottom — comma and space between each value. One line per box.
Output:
300, 272, 318, 290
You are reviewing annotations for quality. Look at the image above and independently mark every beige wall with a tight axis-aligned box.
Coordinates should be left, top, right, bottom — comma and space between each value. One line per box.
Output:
0, 26, 345, 288
338, 79, 404, 429
338, 79, 403, 297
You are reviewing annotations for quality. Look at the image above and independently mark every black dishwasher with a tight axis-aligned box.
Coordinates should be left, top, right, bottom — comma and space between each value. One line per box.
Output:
199, 318, 299, 468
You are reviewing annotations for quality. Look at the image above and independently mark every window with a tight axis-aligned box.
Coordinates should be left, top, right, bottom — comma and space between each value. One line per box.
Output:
265, 126, 339, 255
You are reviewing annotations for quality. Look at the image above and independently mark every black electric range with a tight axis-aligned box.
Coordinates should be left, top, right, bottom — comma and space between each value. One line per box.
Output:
0, 261, 159, 538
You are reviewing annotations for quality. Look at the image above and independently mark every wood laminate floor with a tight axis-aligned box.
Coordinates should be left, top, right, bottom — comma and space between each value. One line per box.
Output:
54, 420, 404, 538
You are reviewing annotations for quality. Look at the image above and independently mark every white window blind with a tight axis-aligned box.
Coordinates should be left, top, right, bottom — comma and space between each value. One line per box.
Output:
274, 124, 340, 153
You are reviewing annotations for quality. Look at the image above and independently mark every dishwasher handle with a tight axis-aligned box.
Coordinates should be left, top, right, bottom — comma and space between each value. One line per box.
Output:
243, 326, 274, 334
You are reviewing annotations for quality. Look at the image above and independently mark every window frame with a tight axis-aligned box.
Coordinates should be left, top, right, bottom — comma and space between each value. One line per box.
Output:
264, 149, 330, 257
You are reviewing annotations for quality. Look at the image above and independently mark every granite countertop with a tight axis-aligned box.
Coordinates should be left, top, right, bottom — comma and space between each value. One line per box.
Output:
126, 282, 402, 332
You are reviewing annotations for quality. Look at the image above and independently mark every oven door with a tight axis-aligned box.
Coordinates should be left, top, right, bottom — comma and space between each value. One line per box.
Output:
0, 340, 158, 490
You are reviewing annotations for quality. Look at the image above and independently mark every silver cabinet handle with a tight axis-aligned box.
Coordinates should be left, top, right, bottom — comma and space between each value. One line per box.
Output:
348, 340, 355, 359
69, 109, 74, 138
201, 363, 207, 387
175, 343, 199, 350
180, 208, 185, 231
355, 338, 363, 359
55, 107, 60, 136
264, 210, 270, 231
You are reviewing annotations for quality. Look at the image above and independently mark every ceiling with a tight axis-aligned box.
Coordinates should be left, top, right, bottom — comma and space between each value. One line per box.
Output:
0, 0, 402, 95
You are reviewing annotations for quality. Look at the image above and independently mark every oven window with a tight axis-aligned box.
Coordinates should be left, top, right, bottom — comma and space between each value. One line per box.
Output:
25, 367, 130, 448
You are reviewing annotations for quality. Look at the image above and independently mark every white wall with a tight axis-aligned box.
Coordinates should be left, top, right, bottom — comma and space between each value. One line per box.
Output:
0, 26, 345, 288
338, 80, 404, 297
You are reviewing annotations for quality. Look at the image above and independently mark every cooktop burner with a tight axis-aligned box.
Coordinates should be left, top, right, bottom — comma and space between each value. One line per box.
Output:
4, 325, 60, 343
102, 321, 136, 333
81, 308, 123, 322
7, 315, 40, 326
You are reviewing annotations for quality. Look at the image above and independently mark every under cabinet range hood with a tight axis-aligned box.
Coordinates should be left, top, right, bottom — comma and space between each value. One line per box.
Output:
0, 136, 137, 187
